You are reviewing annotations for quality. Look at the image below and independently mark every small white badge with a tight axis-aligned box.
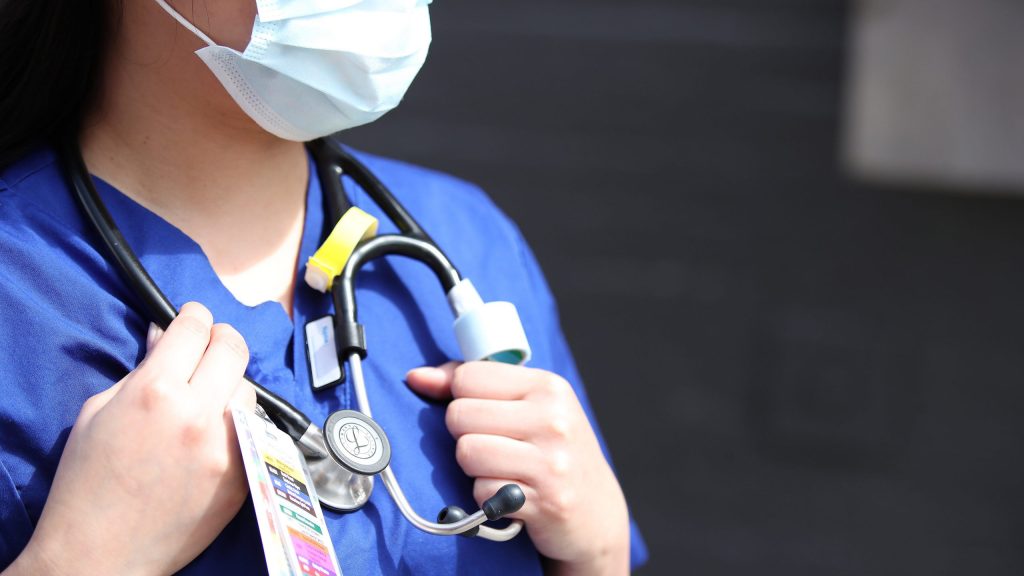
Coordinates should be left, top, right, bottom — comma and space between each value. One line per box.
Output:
305, 315, 343, 391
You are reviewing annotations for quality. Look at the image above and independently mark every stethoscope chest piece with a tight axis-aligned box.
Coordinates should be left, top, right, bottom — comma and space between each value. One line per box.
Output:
324, 409, 392, 476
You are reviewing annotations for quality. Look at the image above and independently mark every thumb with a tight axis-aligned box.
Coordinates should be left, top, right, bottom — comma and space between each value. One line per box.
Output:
86, 322, 163, 412
405, 361, 461, 401
79, 321, 166, 425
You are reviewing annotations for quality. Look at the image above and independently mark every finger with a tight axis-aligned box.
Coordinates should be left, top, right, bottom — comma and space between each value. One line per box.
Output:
221, 380, 257, 477
228, 379, 258, 413
189, 323, 250, 410
455, 433, 542, 483
473, 477, 540, 522
137, 302, 213, 384
405, 361, 460, 401
91, 321, 165, 413
446, 398, 534, 440
449, 362, 535, 401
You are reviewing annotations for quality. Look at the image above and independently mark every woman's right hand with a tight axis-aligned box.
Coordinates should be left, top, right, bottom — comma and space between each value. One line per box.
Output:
5, 302, 257, 576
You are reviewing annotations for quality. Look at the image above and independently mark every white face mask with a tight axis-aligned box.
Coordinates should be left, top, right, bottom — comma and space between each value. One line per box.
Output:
153, 0, 432, 141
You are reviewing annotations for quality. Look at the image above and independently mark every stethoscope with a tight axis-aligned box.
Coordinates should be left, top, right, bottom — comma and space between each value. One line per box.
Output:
59, 135, 531, 541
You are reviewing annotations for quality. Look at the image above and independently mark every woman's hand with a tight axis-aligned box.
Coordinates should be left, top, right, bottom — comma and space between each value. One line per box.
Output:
406, 362, 630, 576
7, 302, 256, 576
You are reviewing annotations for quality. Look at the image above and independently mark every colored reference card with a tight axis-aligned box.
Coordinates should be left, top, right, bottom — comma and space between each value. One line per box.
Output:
233, 407, 344, 576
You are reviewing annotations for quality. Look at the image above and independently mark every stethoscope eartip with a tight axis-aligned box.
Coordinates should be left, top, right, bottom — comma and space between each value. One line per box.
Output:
437, 506, 480, 537
482, 484, 526, 521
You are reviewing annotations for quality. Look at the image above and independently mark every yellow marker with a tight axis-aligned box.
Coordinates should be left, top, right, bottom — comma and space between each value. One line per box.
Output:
304, 207, 378, 292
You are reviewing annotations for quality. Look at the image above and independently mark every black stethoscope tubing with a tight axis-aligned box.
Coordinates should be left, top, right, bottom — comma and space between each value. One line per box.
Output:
58, 135, 460, 445
59, 135, 530, 537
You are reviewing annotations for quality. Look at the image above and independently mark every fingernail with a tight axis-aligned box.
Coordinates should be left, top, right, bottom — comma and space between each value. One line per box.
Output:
146, 322, 164, 352
406, 366, 443, 381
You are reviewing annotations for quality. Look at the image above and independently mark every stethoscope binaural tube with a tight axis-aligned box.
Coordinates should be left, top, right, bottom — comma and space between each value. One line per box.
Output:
328, 226, 526, 540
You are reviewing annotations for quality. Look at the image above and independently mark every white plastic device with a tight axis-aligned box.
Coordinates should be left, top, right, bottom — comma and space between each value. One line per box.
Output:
446, 279, 531, 365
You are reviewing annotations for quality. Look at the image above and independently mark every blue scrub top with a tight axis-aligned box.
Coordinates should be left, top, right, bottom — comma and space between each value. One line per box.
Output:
0, 146, 647, 574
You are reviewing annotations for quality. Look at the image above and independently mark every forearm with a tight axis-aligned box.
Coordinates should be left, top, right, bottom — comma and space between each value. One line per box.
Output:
3, 542, 65, 576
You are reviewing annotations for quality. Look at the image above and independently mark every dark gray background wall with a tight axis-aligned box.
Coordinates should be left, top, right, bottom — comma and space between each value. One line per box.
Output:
344, 1, 1024, 574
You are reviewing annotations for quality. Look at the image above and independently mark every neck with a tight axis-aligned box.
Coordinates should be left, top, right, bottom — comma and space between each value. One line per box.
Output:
79, 0, 309, 317
80, 89, 308, 235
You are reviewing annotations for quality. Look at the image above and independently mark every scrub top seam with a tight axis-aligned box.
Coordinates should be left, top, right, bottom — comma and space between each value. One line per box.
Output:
1, 175, 88, 239
15, 197, 79, 229
0, 154, 57, 190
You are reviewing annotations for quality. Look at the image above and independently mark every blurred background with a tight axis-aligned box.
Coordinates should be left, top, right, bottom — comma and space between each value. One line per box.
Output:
344, 1, 1024, 574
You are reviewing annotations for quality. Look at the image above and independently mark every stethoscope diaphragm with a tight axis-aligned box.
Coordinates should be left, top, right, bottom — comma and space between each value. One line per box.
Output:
323, 409, 392, 476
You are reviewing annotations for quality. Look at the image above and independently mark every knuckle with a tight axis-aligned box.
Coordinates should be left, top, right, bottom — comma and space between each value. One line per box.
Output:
211, 324, 249, 362
544, 407, 573, 441
179, 302, 213, 325
179, 418, 206, 448
537, 371, 570, 398
137, 378, 174, 410
445, 400, 465, 434
235, 381, 258, 410
454, 436, 476, 469
450, 364, 470, 398
176, 312, 212, 339
545, 487, 576, 522
472, 481, 490, 508
546, 449, 572, 479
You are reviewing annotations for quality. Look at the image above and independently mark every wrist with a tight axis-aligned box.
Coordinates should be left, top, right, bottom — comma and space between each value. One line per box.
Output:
11, 524, 130, 576
4, 542, 66, 576
544, 504, 631, 576
543, 537, 630, 576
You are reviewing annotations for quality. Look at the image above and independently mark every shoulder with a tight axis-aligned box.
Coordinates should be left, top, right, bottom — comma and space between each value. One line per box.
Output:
346, 147, 513, 235
0, 148, 144, 536
0, 146, 140, 374
341, 146, 566, 365
0, 146, 77, 216
0, 147, 109, 296
342, 147, 540, 298
0, 146, 93, 258
343, 146, 534, 286
347, 148, 490, 203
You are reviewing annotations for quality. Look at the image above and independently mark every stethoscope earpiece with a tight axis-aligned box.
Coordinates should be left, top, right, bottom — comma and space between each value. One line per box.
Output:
437, 506, 479, 537
437, 484, 527, 537
482, 484, 527, 521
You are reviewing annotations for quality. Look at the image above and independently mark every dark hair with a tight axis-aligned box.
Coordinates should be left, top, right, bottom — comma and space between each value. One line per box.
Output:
0, 0, 112, 168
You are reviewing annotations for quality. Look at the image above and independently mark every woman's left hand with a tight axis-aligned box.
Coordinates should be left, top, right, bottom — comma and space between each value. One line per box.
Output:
406, 361, 630, 575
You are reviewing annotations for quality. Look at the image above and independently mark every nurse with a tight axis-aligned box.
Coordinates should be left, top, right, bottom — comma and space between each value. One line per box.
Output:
0, 0, 646, 574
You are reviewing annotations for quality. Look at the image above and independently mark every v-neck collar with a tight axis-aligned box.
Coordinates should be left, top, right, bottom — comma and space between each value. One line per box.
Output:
91, 152, 332, 389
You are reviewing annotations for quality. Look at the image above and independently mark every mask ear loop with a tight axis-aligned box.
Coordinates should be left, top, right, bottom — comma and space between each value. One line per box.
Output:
151, 0, 218, 47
